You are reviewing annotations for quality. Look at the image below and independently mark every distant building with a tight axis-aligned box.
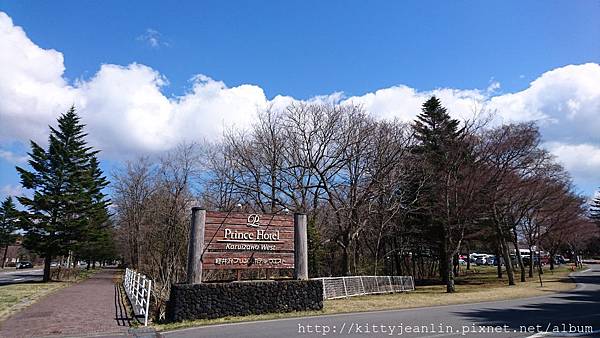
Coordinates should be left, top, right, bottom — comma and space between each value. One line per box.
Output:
2, 242, 43, 267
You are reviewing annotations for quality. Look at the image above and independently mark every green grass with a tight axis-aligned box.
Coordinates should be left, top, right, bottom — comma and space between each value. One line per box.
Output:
156, 265, 583, 332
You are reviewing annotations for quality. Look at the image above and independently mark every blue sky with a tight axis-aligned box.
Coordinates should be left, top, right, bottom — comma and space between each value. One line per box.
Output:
3, 1, 598, 97
0, 1, 599, 198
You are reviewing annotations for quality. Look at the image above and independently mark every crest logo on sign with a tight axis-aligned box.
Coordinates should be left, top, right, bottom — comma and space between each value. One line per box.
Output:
246, 214, 260, 227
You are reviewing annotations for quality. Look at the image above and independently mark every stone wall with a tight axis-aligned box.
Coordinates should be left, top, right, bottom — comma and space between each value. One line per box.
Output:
166, 280, 323, 322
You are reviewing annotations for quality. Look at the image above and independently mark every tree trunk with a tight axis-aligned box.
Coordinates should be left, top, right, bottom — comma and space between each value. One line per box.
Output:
453, 253, 459, 277
500, 236, 515, 285
419, 254, 425, 280
412, 253, 417, 279
537, 256, 544, 287
442, 234, 455, 293
466, 242, 471, 271
393, 238, 402, 276
341, 246, 349, 276
373, 238, 381, 276
549, 252, 555, 271
1, 245, 7, 269
492, 204, 513, 285
446, 251, 455, 293
134, 221, 141, 269
439, 241, 448, 283
43, 256, 52, 282
495, 241, 502, 278
512, 228, 526, 282
529, 250, 534, 278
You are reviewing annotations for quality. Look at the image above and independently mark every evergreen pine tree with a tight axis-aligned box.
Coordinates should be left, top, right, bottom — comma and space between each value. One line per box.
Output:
0, 196, 19, 268
411, 96, 465, 292
75, 155, 112, 266
413, 96, 464, 165
591, 192, 600, 224
16, 106, 108, 281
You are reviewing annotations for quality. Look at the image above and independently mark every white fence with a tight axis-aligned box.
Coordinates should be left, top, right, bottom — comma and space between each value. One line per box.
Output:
313, 275, 414, 300
123, 268, 152, 326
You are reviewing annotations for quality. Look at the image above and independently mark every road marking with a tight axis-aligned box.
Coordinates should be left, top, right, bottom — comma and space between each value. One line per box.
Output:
14, 278, 24, 281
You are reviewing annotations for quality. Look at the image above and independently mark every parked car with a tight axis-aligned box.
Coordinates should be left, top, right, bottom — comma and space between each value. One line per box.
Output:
486, 255, 497, 266
523, 255, 542, 266
16, 261, 33, 269
469, 253, 486, 265
555, 255, 566, 265
475, 255, 488, 265
541, 255, 550, 265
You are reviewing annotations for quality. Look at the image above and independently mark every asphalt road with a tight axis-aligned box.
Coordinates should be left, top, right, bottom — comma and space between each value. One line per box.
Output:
0, 268, 43, 286
163, 265, 600, 338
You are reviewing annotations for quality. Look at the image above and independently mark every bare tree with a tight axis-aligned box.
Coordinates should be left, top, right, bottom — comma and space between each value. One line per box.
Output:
112, 100, 594, 311
112, 158, 156, 269
113, 143, 200, 319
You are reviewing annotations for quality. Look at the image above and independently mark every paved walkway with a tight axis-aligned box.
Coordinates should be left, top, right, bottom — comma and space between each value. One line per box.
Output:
0, 269, 133, 338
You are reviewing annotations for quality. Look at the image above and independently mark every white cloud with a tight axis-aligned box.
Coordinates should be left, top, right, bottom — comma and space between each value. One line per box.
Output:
0, 10, 493, 157
0, 149, 27, 164
0, 12, 77, 144
76, 63, 174, 154
488, 64, 600, 135
0, 11, 599, 192
547, 143, 600, 176
0, 12, 280, 157
137, 28, 168, 48
486, 80, 501, 94
342, 85, 488, 123
546, 142, 600, 193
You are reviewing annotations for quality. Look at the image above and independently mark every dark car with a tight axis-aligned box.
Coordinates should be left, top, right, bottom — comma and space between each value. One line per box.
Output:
16, 261, 33, 269
555, 255, 566, 265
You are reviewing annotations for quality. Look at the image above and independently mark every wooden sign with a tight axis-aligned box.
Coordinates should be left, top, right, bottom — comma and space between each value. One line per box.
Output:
202, 211, 295, 270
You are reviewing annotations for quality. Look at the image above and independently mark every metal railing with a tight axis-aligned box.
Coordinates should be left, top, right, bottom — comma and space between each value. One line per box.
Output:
123, 268, 152, 326
313, 275, 414, 300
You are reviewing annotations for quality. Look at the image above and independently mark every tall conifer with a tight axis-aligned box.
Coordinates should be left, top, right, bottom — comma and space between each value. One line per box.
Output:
0, 197, 19, 268
412, 96, 465, 292
16, 107, 110, 281
591, 193, 600, 224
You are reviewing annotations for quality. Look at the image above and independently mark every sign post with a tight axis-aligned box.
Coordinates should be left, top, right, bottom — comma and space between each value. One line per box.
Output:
173, 209, 322, 323
294, 213, 308, 280
187, 207, 205, 284
186, 208, 308, 283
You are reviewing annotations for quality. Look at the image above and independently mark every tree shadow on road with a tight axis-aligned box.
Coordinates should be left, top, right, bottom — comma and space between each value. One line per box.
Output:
453, 275, 600, 335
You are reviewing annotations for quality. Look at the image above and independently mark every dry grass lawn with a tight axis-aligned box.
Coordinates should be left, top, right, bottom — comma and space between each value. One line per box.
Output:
326, 265, 575, 313
157, 265, 581, 332
0, 282, 67, 321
